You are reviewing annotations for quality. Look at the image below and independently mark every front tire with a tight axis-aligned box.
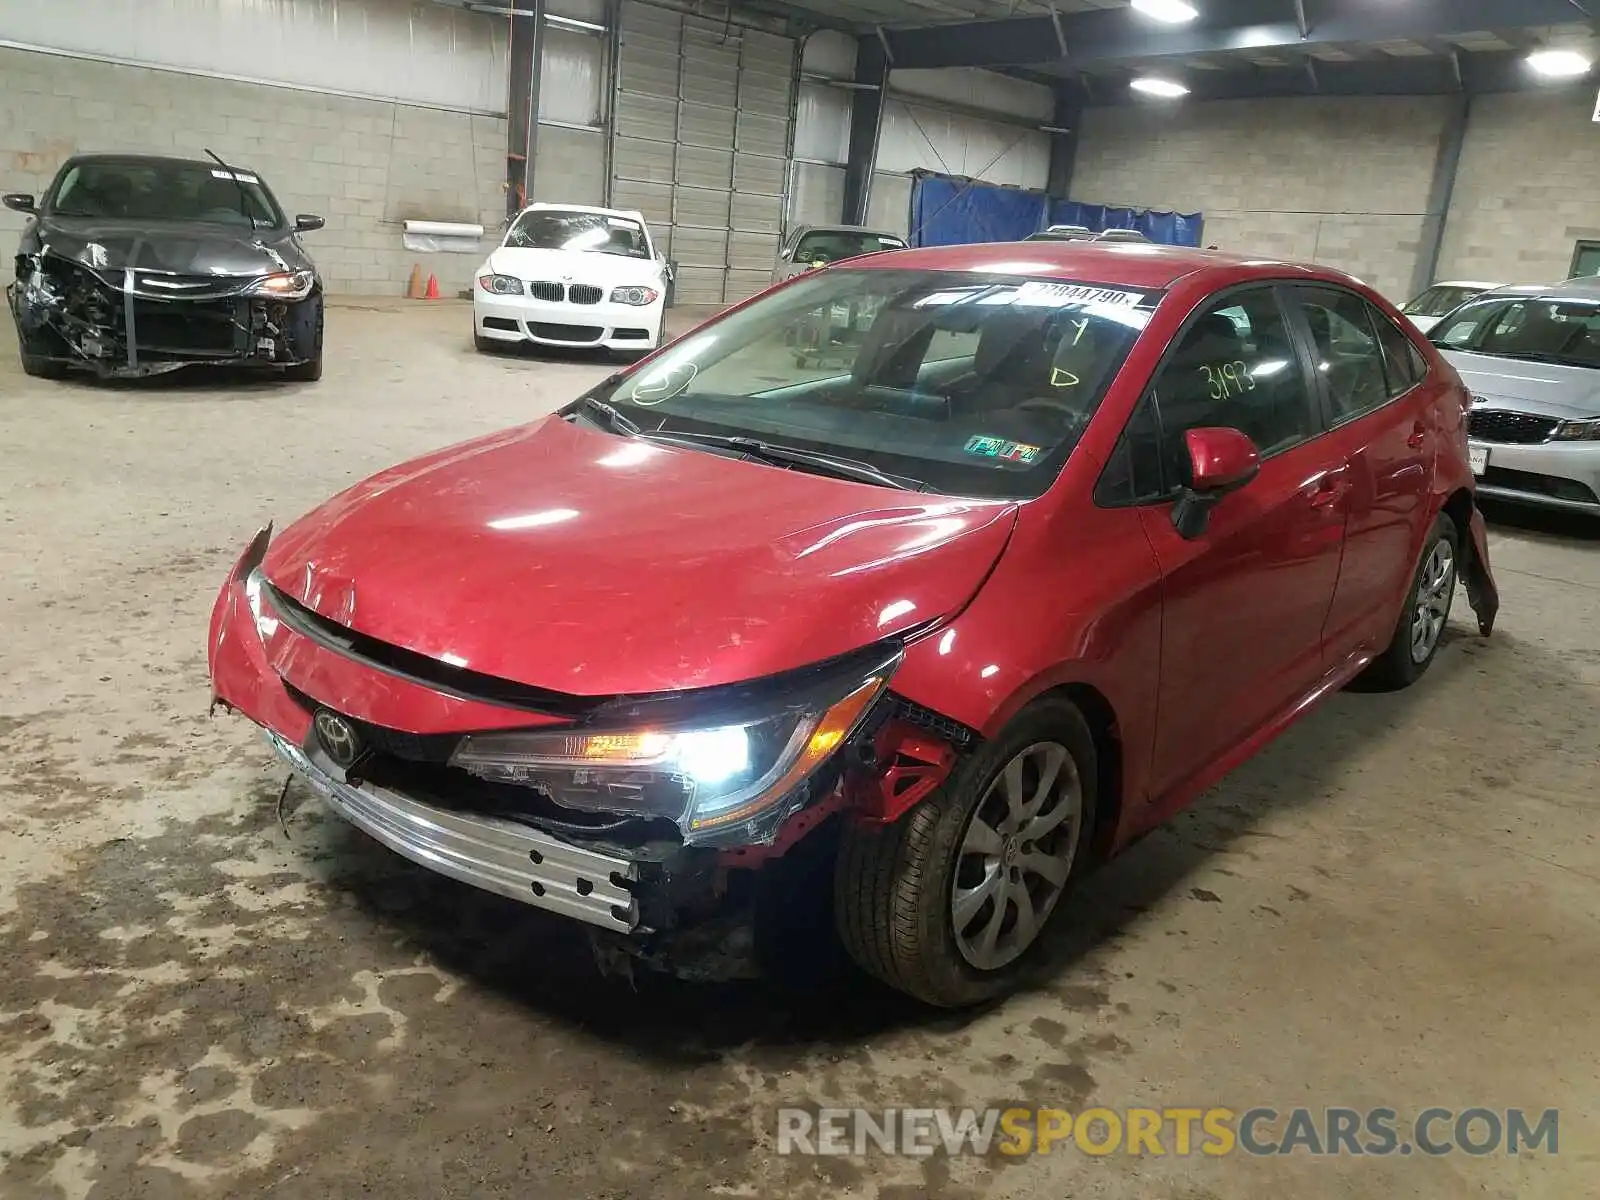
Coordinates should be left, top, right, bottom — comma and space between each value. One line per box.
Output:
1362, 511, 1459, 690
836, 698, 1097, 1007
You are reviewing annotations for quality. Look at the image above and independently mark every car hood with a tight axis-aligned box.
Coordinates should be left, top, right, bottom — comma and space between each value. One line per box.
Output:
261, 417, 1017, 698
487, 246, 665, 287
1443, 350, 1600, 420
35, 216, 311, 278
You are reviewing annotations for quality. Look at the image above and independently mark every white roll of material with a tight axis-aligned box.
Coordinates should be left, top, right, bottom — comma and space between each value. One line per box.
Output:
402, 219, 487, 254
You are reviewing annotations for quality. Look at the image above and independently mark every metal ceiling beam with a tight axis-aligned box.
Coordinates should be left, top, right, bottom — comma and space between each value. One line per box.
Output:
1052, 49, 1560, 105
881, 0, 1588, 71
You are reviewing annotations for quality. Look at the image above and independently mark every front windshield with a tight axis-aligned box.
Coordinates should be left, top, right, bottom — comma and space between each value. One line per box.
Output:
48, 159, 282, 227
1403, 285, 1483, 318
1431, 294, 1600, 368
590, 268, 1161, 499
507, 210, 650, 258
792, 230, 906, 265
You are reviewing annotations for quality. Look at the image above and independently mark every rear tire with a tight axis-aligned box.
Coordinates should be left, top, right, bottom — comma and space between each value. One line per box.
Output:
1362, 511, 1459, 690
835, 698, 1097, 1007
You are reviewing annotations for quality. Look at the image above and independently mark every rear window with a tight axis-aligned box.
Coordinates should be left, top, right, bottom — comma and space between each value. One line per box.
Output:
1403, 285, 1486, 318
791, 230, 906, 265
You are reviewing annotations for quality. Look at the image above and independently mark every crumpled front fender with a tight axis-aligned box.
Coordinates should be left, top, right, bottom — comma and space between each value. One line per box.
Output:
1461, 503, 1499, 637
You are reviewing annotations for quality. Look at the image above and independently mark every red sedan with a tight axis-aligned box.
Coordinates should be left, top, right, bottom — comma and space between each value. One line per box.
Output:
209, 243, 1499, 1007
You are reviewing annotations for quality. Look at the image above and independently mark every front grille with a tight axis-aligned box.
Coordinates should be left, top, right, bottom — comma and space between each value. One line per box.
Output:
1481, 467, 1599, 504
529, 281, 564, 302
1468, 408, 1560, 444
569, 284, 603, 305
133, 298, 242, 353
530, 323, 603, 342
889, 695, 979, 748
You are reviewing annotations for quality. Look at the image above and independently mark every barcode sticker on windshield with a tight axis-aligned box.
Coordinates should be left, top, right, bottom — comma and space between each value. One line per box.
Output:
211, 169, 260, 184
1014, 282, 1145, 307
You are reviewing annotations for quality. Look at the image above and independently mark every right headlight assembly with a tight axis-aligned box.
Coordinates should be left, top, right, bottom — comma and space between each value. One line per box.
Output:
448, 647, 900, 846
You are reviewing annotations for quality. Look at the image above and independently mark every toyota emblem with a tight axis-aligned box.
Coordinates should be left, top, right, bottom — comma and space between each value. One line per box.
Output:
313, 709, 364, 769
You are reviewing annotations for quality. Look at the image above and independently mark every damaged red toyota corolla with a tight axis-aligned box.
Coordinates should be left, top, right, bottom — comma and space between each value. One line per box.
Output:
208, 243, 1499, 1007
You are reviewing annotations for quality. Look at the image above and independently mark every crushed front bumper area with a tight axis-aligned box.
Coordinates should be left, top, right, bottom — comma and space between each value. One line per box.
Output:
9, 252, 320, 376
270, 733, 641, 931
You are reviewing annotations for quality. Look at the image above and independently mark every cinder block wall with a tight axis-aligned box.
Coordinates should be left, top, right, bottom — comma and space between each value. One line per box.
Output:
1072, 95, 1453, 301
0, 47, 507, 296
1438, 88, 1600, 286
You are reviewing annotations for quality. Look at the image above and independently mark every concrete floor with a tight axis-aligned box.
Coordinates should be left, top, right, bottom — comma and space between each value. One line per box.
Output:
1, 299, 1597, 1200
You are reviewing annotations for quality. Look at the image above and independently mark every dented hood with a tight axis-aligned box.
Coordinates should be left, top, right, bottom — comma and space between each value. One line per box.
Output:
34, 216, 312, 279
262, 417, 1017, 697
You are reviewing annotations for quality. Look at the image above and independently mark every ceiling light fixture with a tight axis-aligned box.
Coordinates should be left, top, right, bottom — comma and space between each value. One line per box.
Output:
1130, 0, 1200, 24
544, 12, 607, 32
1526, 49, 1592, 78
1131, 76, 1190, 98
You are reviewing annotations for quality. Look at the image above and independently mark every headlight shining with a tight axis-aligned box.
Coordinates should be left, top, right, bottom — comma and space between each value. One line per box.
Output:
610, 286, 659, 306
448, 666, 894, 843
246, 270, 315, 300
479, 273, 524, 296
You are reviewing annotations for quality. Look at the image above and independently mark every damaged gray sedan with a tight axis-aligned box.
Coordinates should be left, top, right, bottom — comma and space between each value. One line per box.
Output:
6, 154, 325, 381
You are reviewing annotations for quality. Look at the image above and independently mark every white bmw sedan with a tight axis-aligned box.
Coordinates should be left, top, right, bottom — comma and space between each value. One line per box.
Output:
474, 204, 669, 356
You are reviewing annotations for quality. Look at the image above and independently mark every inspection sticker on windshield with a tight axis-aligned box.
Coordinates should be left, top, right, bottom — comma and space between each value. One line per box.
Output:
965, 435, 1041, 464
1014, 282, 1145, 307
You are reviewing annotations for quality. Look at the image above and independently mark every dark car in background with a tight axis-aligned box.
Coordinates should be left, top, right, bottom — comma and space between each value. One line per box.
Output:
5, 154, 326, 381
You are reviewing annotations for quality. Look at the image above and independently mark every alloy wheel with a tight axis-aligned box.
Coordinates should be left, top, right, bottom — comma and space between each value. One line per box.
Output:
1410, 539, 1456, 664
950, 741, 1083, 971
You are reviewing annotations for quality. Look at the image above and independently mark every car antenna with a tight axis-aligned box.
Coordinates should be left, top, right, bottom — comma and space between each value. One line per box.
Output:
203, 147, 257, 233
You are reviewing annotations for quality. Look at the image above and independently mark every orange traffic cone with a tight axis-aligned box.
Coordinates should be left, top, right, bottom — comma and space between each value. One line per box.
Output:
405, 263, 424, 299
424, 273, 441, 300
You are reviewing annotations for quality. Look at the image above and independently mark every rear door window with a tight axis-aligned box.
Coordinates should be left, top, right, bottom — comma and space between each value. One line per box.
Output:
1290, 287, 1391, 424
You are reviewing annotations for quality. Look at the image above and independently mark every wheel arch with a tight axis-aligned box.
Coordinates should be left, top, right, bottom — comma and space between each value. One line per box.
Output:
1015, 681, 1125, 864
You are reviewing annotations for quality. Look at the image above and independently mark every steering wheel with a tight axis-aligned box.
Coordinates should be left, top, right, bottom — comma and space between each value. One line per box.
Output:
1013, 396, 1089, 428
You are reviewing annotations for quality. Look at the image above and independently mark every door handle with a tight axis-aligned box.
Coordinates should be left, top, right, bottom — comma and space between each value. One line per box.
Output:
1305, 472, 1349, 509
1406, 422, 1427, 450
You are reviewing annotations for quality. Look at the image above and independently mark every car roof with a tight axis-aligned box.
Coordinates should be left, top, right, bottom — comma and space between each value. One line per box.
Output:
1430, 280, 1500, 289
57, 153, 266, 177
847, 240, 1358, 291
1479, 276, 1600, 300
520, 202, 648, 223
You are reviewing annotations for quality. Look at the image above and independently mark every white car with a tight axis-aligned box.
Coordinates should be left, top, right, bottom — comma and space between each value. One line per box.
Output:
474, 203, 668, 355
1399, 280, 1500, 334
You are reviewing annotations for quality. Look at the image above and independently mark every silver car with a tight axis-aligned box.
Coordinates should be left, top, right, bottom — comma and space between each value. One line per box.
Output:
1433, 278, 1600, 514
773, 225, 906, 283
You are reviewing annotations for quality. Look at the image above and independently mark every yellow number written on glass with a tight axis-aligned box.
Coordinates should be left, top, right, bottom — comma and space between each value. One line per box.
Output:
1198, 360, 1256, 400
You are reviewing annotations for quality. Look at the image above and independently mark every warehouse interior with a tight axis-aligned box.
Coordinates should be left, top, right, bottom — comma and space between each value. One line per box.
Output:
2, 0, 1598, 1197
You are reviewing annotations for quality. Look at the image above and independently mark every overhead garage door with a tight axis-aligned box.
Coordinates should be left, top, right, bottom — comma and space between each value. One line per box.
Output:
611, 5, 795, 305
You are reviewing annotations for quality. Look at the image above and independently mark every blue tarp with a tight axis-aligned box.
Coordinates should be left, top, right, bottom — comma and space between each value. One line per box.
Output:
909, 174, 1046, 247
907, 172, 1204, 248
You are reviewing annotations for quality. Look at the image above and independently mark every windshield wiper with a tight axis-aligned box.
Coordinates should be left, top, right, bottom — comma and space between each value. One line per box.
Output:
204, 147, 257, 233
642, 430, 929, 491
571, 394, 639, 436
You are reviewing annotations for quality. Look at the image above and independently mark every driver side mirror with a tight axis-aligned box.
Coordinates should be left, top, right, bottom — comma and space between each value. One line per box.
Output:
3, 193, 36, 214
1171, 426, 1260, 539
294, 213, 325, 232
